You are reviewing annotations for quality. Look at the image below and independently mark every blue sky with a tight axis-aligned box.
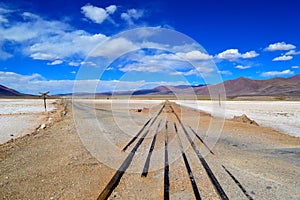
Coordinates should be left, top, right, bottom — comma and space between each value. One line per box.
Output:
0, 0, 299, 94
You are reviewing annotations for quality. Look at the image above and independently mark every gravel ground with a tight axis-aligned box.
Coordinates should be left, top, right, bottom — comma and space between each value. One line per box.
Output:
0, 99, 299, 200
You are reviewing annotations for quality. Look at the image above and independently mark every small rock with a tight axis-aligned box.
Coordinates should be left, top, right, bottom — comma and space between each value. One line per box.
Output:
40, 124, 47, 129
233, 114, 259, 126
113, 192, 118, 197
266, 186, 272, 190
10, 134, 14, 137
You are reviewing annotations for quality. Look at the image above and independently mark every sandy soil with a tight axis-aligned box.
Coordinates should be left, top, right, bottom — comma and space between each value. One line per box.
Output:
0, 100, 299, 200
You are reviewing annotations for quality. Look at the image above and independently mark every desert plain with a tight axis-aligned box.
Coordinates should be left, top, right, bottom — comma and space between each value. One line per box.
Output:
0, 98, 299, 200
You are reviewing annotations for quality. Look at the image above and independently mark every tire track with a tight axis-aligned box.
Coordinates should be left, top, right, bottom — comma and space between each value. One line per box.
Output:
122, 103, 165, 152
141, 119, 162, 177
164, 121, 170, 200
222, 165, 254, 200
174, 122, 202, 200
189, 126, 214, 155
170, 104, 229, 200
97, 124, 152, 200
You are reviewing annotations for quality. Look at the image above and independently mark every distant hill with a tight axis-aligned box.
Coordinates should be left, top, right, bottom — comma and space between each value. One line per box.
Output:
0, 84, 25, 97
195, 74, 300, 97
55, 74, 300, 98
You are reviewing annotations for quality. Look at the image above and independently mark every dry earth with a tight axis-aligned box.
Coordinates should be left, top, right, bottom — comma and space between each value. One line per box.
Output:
0, 100, 299, 200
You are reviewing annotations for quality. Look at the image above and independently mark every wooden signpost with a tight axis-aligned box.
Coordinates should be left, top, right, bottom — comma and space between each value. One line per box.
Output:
39, 91, 50, 111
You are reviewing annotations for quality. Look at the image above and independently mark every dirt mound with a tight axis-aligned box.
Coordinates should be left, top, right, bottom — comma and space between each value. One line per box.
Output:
233, 114, 259, 126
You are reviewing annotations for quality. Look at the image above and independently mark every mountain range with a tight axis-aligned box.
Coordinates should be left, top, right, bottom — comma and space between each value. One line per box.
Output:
1, 74, 300, 97
95, 74, 300, 97
0, 84, 26, 97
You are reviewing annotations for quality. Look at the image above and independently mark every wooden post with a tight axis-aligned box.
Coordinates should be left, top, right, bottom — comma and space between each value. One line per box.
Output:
39, 91, 50, 112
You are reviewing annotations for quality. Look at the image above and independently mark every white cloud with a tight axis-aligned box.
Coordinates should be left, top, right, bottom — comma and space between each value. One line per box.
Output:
261, 69, 294, 77
265, 42, 296, 51
216, 49, 259, 61
272, 55, 293, 61
0, 47, 12, 60
47, 60, 63, 65
176, 50, 212, 61
235, 65, 251, 69
0, 15, 8, 23
106, 5, 117, 14
285, 50, 300, 55
0, 7, 11, 23
0, 71, 187, 94
291, 66, 299, 69
30, 53, 58, 61
241, 51, 259, 58
26, 30, 107, 61
0, 9, 109, 61
70, 71, 77, 74
90, 37, 138, 59
121, 9, 144, 25
69, 62, 80, 66
81, 4, 116, 24
218, 70, 232, 75
80, 61, 97, 67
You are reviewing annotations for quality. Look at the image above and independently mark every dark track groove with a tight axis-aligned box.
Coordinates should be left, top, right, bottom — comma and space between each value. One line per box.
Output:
164, 121, 170, 200
171, 105, 229, 200
97, 127, 151, 200
122, 118, 151, 152
141, 119, 162, 177
189, 126, 215, 155
222, 165, 254, 200
122, 103, 165, 152
174, 123, 202, 200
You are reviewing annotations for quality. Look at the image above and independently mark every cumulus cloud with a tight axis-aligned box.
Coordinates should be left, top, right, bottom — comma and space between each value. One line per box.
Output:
81, 4, 117, 24
241, 51, 259, 59
216, 49, 259, 61
121, 9, 144, 25
235, 65, 251, 69
176, 50, 212, 61
272, 55, 293, 61
106, 5, 117, 14
291, 66, 299, 69
69, 62, 80, 67
261, 69, 294, 77
90, 37, 138, 59
0, 8, 109, 61
285, 50, 300, 55
47, 60, 63, 65
265, 42, 296, 51
27, 31, 107, 61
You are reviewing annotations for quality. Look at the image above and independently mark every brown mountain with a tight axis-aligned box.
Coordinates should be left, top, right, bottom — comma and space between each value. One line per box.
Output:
62, 74, 300, 97
195, 74, 300, 96
0, 84, 28, 97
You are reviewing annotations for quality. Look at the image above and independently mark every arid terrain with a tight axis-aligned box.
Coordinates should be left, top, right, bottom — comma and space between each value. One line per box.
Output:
0, 99, 56, 144
0, 99, 299, 200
